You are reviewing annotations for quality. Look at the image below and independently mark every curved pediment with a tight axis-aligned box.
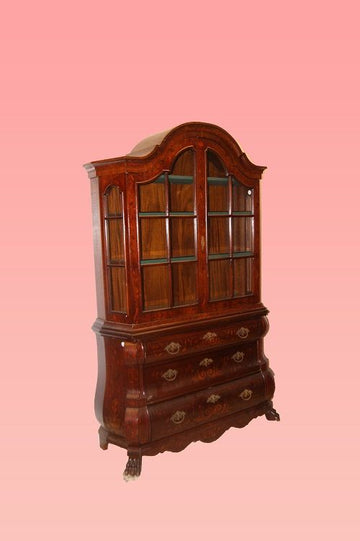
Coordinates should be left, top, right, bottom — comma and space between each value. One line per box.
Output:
84, 122, 266, 181
127, 122, 265, 177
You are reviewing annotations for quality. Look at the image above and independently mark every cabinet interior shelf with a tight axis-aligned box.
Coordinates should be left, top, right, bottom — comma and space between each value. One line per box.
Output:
207, 176, 228, 184
208, 211, 254, 216
141, 255, 197, 266
139, 212, 195, 217
208, 251, 253, 260
153, 174, 193, 184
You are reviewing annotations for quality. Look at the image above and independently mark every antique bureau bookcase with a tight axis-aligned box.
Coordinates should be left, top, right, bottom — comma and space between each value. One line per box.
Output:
84, 122, 279, 481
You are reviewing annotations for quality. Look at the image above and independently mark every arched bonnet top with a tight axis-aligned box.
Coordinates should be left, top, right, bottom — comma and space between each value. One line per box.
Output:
84, 122, 266, 179
127, 121, 265, 175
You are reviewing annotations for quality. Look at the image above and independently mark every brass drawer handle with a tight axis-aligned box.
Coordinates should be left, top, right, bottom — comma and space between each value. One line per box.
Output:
161, 368, 178, 382
203, 331, 218, 342
207, 394, 221, 404
237, 327, 250, 339
165, 342, 181, 355
232, 351, 245, 363
199, 357, 214, 367
239, 389, 253, 401
170, 410, 186, 424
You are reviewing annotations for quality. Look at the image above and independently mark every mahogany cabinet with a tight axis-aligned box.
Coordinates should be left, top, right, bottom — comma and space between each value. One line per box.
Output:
84, 122, 279, 481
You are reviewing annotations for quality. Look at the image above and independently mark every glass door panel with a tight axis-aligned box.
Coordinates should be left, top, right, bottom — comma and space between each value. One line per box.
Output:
142, 265, 170, 310
169, 177, 194, 213
206, 150, 255, 301
139, 175, 166, 213
170, 218, 195, 258
172, 262, 197, 306
232, 217, 253, 254
140, 217, 167, 261
107, 185, 123, 216
232, 179, 253, 214
138, 149, 198, 311
233, 258, 253, 297
207, 149, 228, 212
110, 267, 127, 311
104, 186, 127, 313
208, 179, 229, 212
209, 259, 232, 300
208, 217, 230, 256
108, 218, 124, 262
169, 148, 194, 213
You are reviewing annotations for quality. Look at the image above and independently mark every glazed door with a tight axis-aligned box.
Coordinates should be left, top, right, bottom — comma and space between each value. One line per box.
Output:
205, 148, 256, 304
138, 148, 198, 311
137, 145, 258, 315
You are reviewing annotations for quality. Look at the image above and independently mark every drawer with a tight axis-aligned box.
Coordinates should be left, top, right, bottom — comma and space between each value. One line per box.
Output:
144, 341, 260, 402
149, 371, 265, 441
144, 316, 268, 362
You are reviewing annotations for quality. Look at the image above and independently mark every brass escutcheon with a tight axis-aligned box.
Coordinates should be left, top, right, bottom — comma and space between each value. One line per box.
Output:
162, 368, 178, 382
237, 327, 250, 339
232, 351, 245, 363
165, 342, 181, 355
239, 389, 252, 401
170, 410, 186, 424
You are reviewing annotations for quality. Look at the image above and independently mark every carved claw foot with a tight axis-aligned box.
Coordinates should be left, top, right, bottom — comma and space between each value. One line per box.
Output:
98, 426, 109, 450
265, 407, 280, 421
123, 454, 142, 482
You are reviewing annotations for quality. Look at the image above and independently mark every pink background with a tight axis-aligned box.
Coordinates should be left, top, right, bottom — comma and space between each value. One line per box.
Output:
1, 1, 359, 538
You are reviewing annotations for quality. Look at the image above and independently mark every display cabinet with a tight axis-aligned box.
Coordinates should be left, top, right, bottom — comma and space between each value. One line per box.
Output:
84, 122, 279, 481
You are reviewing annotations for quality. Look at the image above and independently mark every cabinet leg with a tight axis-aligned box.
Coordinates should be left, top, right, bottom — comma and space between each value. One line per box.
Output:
98, 426, 109, 450
265, 407, 280, 421
123, 449, 142, 482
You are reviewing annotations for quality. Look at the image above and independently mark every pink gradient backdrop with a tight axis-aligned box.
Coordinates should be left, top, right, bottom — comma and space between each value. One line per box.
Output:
1, 1, 359, 538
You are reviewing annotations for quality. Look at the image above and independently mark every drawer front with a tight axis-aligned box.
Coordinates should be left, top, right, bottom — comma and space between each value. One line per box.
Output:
144, 316, 267, 363
144, 342, 259, 402
149, 371, 265, 441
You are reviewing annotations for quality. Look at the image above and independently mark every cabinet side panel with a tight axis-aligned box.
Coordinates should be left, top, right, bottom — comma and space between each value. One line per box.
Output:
90, 178, 106, 319
97, 337, 126, 436
94, 334, 106, 426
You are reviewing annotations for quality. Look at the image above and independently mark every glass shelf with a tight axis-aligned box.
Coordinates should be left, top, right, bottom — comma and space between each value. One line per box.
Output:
208, 251, 253, 260
151, 175, 194, 184
207, 211, 254, 216
233, 251, 253, 258
168, 175, 193, 184
208, 253, 231, 260
207, 176, 228, 184
141, 255, 197, 266
139, 211, 195, 217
